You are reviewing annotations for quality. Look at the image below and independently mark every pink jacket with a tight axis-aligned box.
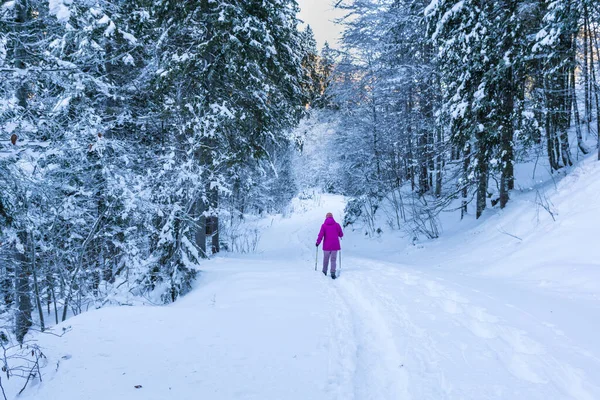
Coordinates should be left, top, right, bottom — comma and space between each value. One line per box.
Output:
316, 217, 343, 251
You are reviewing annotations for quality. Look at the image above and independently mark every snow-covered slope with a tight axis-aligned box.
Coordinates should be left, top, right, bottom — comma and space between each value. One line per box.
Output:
8, 160, 600, 400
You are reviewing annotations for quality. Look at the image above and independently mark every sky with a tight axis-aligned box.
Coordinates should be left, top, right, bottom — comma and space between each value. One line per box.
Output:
297, 0, 345, 49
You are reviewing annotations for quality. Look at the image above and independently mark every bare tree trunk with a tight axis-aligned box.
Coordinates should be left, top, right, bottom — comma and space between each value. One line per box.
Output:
500, 65, 515, 209
435, 126, 443, 197
461, 144, 471, 220
210, 216, 219, 254
560, 68, 573, 167
418, 130, 429, 196
589, 15, 600, 160
210, 189, 219, 254
14, 0, 32, 344
404, 94, 416, 192
14, 0, 29, 111
475, 130, 488, 219
571, 43, 589, 155
476, 167, 488, 219
371, 93, 380, 181
544, 73, 560, 171
194, 198, 207, 258
30, 232, 44, 332
47, 271, 59, 325
546, 115, 558, 171
583, 9, 591, 135
15, 233, 32, 344
406, 113, 415, 192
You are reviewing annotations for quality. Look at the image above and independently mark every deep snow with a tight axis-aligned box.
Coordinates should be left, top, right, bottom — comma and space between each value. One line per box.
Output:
6, 159, 600, 400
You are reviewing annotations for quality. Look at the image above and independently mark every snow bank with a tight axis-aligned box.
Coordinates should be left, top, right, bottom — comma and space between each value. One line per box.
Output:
344, 150, 600, 300
481, 157, 600, 296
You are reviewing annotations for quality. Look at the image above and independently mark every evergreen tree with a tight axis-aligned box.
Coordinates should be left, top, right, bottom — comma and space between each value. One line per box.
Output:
300, 25, 322, 107
144, 0, 306, 299
315, 41, 337, 109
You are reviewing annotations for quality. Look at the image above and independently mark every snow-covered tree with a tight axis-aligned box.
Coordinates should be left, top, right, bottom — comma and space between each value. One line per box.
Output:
0, 0, 309, 343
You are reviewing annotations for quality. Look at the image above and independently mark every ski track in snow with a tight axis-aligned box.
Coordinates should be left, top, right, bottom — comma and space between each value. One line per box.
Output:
16, 194, 600, 400
334, 257, 600, 399
332, 277, 410, 400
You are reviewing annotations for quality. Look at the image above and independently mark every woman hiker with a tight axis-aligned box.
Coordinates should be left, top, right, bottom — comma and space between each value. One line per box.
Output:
316, 212, 344, 279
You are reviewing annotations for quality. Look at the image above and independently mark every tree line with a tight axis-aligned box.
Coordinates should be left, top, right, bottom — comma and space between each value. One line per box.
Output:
317, 0, 600, 237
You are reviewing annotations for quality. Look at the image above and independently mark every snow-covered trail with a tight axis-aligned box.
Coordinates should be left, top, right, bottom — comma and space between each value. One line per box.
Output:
333, 256, 600, 399
257, 194, 600, 399
15, 194, 600, 400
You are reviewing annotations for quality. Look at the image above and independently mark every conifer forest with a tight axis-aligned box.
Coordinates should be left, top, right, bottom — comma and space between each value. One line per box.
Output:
0, 1, 599, 398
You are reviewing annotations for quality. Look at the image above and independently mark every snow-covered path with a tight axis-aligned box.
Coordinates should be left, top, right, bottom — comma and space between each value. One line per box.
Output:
15, 194, 600, 400
332, 257, 600, 399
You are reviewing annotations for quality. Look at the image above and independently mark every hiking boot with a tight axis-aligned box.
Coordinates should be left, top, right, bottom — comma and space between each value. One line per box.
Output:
322, 270, 327, 276
331, 274, 336, 280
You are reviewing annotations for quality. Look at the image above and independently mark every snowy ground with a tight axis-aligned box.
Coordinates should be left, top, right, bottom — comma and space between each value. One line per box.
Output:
7, 159, 600, 400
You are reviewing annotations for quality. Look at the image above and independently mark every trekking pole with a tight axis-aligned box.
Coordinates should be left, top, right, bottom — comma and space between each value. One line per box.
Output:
315, 246, 318, 271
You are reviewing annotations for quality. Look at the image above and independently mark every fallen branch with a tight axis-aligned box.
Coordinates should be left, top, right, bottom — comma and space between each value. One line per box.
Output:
497, 227, 522, 241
